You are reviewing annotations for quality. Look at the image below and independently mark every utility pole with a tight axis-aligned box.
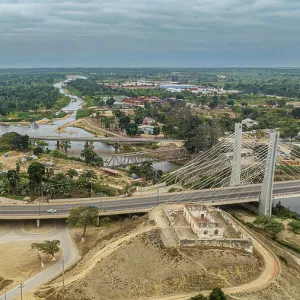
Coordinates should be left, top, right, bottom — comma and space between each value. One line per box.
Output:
62, 256, 65, 297
19, 283, 24, 300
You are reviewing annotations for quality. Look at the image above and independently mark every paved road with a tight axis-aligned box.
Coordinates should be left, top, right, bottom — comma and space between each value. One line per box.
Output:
0, 222, 80, 300
0, 181, 299, 218
30, 136, 185, 144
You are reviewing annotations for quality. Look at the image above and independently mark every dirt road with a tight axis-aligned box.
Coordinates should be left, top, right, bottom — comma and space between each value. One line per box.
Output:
146, 217, 280, 300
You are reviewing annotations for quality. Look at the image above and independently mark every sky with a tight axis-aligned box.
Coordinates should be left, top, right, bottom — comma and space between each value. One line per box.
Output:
1, 0, 300, 68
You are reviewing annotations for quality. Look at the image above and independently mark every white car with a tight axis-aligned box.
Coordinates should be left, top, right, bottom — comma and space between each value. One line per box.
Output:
47, 209, 57, 213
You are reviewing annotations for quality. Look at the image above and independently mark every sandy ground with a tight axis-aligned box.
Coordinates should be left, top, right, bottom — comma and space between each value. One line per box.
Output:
36, 113, 72, 125
38, 216, 266, 300
0, 242, 60, 292
0, 150, 31, 171
53, 119, 82, 134
22, 220, 57, 234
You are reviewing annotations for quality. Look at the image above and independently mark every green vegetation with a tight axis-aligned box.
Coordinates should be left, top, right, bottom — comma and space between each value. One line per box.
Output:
0, 132, 29, 152
31, 240, 60, 260
272, 201, 298, 219
80, 147, 104, 166
288, 220, 300, 233
0, 72, 68, 117
190, 287, 227, 300
253, 216, 284, 237
68, 206, 100, 241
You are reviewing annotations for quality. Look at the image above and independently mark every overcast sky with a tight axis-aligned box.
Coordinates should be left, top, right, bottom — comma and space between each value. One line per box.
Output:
1, 0, 300, 68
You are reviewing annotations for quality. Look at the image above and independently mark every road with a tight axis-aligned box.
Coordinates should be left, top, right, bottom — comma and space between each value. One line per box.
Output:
29, 135, 185, 144
0, 181, 299, 219
0, 222, 80, 300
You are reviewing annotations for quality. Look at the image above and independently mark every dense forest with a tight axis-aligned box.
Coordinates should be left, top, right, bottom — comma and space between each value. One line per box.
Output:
0, 72, 68, 116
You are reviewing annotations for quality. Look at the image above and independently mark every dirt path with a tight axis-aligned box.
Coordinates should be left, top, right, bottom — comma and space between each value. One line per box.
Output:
51, 223, 153, 288
0, 222, 80, 300
145, 216, 280, 300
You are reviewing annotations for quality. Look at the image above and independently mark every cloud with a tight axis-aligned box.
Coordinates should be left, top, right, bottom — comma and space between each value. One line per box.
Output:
0, 0, 300, 67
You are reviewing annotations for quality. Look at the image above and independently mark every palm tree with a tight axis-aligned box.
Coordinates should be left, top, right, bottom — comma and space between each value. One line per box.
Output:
63, 140, 71, 153
7, 170, 20, 195
96, 111, 100, 123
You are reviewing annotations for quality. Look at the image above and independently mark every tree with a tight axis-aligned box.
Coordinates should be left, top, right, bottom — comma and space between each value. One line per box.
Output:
7, 170, 19, 194
106, 97, 115, 107
153, 126, 160, 135
291, 107, 300, 119
62, 140, 71, 153
36, 140, 49, 151
68, 206, 100, 241
80, 147, 95, 164
208, 99, 218, 109
33, 147, 44, 156
80, 147, 104, 166
281, 123, 299, 147
67, 168, 78, 179
27, 162, 45, 188
119, 115, 131, 129
226, 99, 235, 106
209, 287, 227, 300
31, 240, 60, 260
125, 123, 139, 136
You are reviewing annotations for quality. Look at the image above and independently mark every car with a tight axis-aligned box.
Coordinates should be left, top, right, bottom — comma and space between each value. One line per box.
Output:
90, 204, 97, 208
47, 209, 57, 213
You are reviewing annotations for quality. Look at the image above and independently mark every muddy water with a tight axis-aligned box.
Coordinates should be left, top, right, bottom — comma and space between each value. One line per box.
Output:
0, 77, 180, 172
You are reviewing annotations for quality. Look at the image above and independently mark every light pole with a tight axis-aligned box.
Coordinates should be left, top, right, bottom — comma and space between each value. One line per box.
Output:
19, 283, 24, 300
62, 256, 65, 291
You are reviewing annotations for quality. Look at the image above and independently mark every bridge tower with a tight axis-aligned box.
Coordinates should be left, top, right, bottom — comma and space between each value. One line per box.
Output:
258, 131, 279, 216
230, 123, 242, 186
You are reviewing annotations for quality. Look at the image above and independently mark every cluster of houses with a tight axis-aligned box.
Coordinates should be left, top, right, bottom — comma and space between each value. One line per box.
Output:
112, 96, 182, 108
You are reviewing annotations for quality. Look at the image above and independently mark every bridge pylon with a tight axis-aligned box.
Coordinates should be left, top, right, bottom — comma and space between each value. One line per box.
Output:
230, 123, 242, 187
258, 131, 279, 216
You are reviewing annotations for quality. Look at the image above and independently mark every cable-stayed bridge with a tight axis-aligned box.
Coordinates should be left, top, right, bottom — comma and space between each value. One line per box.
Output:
0, 123, 299, 220
143, 123, 299, 216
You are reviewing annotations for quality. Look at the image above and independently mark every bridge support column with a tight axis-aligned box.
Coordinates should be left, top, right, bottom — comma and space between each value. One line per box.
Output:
36, 219, 40, 229
259, 132, 279, 216
230, 123, 242, 186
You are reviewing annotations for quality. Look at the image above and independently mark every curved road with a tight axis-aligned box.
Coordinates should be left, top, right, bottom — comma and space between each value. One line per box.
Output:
0, 222, 80, 300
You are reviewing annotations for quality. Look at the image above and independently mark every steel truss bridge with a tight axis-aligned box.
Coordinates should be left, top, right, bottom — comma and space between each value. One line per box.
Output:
105, 147, 189, 167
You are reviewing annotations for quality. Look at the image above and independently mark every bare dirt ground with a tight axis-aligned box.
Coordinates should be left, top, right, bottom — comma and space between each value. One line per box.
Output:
0, 150, 32, 170
35, 216, 267, 300
0, 242, 60, 292
22, 220, 57, 234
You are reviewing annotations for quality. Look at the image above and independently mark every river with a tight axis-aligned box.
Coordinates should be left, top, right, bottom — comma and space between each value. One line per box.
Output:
0, 77, 180, 172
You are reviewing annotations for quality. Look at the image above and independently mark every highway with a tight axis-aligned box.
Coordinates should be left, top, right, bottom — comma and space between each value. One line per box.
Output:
0, 181, 299, 219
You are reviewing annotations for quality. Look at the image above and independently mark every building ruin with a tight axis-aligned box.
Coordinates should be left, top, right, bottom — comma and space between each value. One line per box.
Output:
162, 204, 253, 252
